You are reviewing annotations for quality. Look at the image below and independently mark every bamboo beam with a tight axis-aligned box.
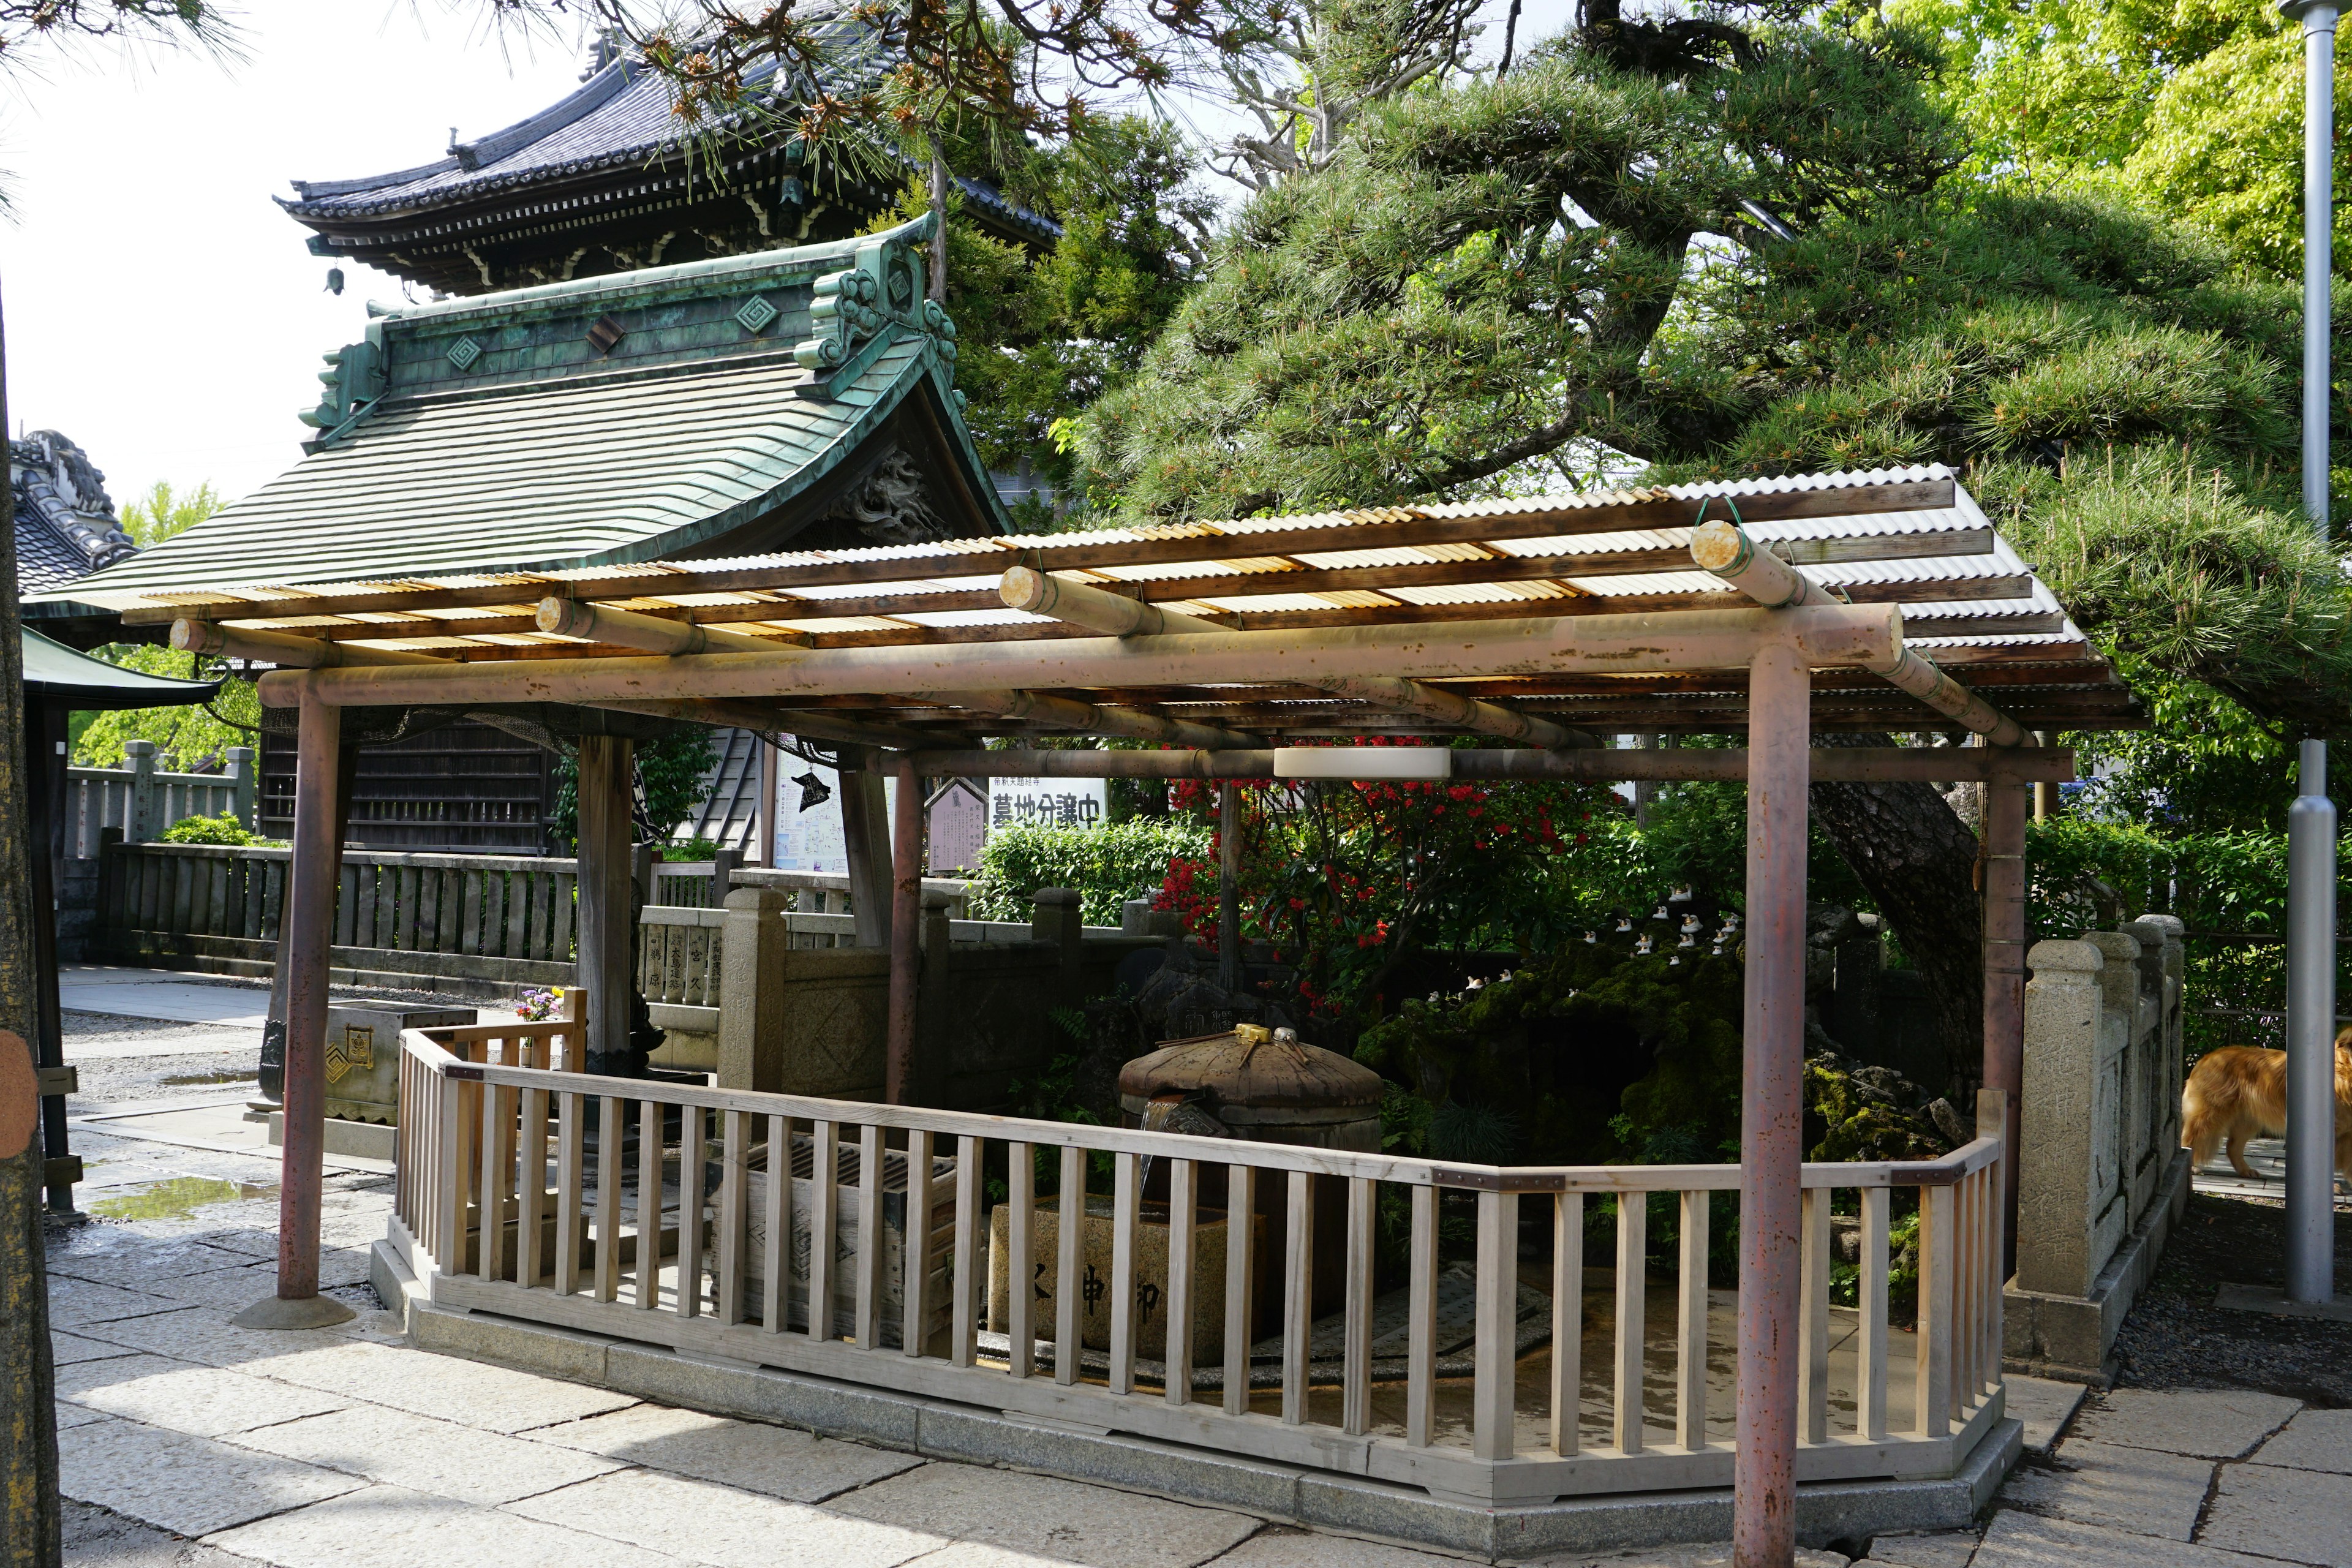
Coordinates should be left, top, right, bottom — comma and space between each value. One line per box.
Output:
1690, 521, 2036, 748
175, 620, 448, 668
999, 567, 1600, 750
540, 597, 1258, 748
886, 746, 2076, 784
257, 603, 1909, 710
118, 476, 1958, 627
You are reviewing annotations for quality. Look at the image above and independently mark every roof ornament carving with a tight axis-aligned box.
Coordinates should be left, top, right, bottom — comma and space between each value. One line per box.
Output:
816, 446, 953, 547
793, 214, 960, 404
10, 431, 135, 589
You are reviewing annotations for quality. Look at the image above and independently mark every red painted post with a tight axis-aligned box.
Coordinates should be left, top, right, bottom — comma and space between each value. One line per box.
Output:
884, 756, 924, 1104
1980, 776, 2028, 1265
1735, 642, 1809, 1566
239, 679, 353, 1328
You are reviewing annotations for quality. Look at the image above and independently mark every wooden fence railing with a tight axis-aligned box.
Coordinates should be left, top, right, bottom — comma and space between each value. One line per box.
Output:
390, 1025, 2010, 1504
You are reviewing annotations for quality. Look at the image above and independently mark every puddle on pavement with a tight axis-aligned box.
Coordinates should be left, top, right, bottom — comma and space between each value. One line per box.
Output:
87, 1176, 277, 1222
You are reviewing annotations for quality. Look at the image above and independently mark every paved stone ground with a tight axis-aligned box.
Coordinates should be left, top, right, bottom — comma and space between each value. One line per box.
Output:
38, 993, 2352, 1567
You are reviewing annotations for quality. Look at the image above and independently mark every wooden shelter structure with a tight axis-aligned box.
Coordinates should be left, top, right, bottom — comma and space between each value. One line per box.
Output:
36, 219, 2135, 1560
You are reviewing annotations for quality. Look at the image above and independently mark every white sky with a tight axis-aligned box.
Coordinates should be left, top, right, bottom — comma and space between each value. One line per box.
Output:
0, 0, 1569, 511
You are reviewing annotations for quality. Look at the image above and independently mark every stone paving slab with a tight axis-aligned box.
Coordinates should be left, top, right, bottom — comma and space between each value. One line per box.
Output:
505, 1469, 944, 1568
227, 1402, 628, 1508
56, 1353, 350, 1438
2248, 1408, 2352, 1476
206, 1482, 668, 1568
1855, 1529, 1980, 1567
1972, 1511, 2282, 1568
827, 1462, 1264, 1568
47, 1242, 258, 1291
2070, 1389, 2302, 1460
52, 1331, 142, 1367
526, 1401, 922, 1503
252, 1338, 639, 1433
50, 1277, 189, 1329
62, 1499, 267, 1568
71, 1305, 393, 1370
2197, 1463, 2352, 1567
1194, 1527, 1457, 1567
1997, 1437, 2216, 1541
59, 1417, 367, 1538
2000, 1378, 2086, 1456
55, 1402, 116, 1431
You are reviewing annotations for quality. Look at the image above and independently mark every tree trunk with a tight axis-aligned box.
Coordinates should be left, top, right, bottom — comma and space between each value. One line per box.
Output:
1807, 734, 1983, 1093
929, 149, 949, 305
0, 274, 66, 1567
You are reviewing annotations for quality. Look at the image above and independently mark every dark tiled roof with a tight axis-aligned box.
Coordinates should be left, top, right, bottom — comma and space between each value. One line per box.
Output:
282, 55, 1056, 243
12, 431, 135, 598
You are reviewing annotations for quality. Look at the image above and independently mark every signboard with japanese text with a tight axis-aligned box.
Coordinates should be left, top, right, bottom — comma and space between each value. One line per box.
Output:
989, 776, 1109, 832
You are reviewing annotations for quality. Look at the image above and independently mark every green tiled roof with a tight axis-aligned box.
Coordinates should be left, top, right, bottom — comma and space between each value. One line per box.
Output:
36, 216, 1003, 611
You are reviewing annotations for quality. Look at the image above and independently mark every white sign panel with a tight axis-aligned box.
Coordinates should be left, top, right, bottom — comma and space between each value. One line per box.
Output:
989, 776, 1108, 832
770, 756, 897, 872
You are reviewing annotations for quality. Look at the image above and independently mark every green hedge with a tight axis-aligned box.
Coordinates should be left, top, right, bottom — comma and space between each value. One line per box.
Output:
965, 819, 1213, 926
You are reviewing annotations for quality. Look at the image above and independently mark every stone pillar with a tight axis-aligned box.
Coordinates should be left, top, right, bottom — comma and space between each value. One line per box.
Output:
1031, 886, 1084, 987
226, 745, 257, 831
2015, 938, 2109, 1302
124, 739, 157, 844
716, 886, 790, 1092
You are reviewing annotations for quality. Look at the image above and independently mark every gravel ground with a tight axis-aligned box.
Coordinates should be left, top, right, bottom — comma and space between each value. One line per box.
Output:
60, 1011, 262, 1112
2111, 1189, 2352, 1406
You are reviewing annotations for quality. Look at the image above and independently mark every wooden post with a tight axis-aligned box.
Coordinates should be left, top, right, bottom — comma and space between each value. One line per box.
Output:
885, 755, 924, 1104
836, 746, 894, 949
1218, 782, 1242, 993
576, 734, 636, 1076
1981, 777, 2028, 1265
1734, 642, 1809, 1567
239, 680, 355, 1328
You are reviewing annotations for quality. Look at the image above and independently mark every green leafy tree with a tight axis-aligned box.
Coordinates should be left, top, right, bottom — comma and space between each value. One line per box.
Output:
116, 479, 222, 548
545, 729, 718, 855
69, 646, 258, 772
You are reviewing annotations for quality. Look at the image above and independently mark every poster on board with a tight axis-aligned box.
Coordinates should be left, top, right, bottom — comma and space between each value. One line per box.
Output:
769, 758, 901, 872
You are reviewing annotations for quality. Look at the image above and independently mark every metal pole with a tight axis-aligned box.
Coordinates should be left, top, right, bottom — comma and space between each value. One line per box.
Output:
1981, 778, 2028, 1270
1735, 642, 1809, 1567
885, 755, 924, 1104
237, 680, 353, 1329
2288, 741, 2338, 1302
2286, 0, 2339, 1306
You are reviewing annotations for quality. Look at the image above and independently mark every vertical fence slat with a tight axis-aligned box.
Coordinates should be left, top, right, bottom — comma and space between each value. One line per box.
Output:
1341, 1175, 1373, 1437
1406, 1183, 1437, 1447
636, 1098, 664, 1312
1222, 1164, 1255, 1419
902, 1129, 933, 1358
1054, 1146, 1084, 1387
1676, 1188, 1708, 1452
1281, 1171, 1313, 1427
479, 1076, 511, 1284
1800, 1185, 1830, 1445
1859, 1183, 1890, 1441
951, 1134, 980, 1368
1006, 1139, 1034, 1378
437, 1069, 465, 1278
518, 1084, 548, 1289
809, 1120, 838, 1342
1108, 1152, 1140, 1396
1613, 1191, 1647, 1454
593, 1096, 624, 1303
677, 1105, 707, 1322
1164, 1159, 1196, 1408
717, 1110, 750, 1327
1551, 1190, 1583, 1457
1472, 1188, 1520, 1462
853, 1124, 882, 1347
762, 1114, 790, 1334
554, 1091, 584, 1294
1917, 1182, 1954, 1438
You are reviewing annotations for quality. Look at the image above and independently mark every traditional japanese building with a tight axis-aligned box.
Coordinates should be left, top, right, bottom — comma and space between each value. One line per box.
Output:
13, 429, 138, 640
280, 37, 1054, 300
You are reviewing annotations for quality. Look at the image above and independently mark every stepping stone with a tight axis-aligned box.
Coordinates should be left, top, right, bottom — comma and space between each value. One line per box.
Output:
2001, 1376, 2086, 1455
2070, 1389, 2300, 1460
1860, 1529, 1980, 1567
252, 1337, 636, 1433
2000, 1438, 2215, 1541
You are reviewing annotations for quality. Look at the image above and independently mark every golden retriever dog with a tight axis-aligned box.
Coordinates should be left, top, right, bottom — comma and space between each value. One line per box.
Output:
2180, 1029, 2352, 1182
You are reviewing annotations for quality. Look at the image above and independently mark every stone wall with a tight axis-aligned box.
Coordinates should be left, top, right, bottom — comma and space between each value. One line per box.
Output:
2003, 916, 2192, 1384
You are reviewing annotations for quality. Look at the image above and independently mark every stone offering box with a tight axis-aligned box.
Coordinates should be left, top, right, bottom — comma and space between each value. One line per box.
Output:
323, 1001, 475, 1123
716, 1131, 958, 1349
985, 1192, 1253, 1363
